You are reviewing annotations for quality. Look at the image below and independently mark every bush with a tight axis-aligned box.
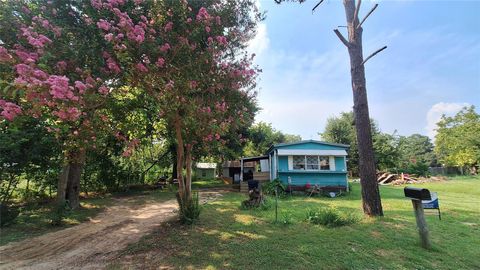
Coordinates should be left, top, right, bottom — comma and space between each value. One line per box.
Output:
0, 204, 19, 227
281, 212, 293, 226
176, 192, 201, 225
404, 162, 430, 177
262, 179, 286, 196
306, 207, 358, 227
49, 201, 70, 226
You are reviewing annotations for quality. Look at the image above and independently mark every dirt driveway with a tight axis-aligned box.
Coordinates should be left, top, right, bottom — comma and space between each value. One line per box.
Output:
0, 191, 224, 270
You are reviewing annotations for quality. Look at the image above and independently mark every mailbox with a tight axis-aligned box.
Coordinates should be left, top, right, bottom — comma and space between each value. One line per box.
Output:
404, 187, 431, 201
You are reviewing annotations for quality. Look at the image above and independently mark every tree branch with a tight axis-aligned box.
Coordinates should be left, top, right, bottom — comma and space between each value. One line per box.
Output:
353, 0, 362, 24
361, 46, 387, 65
333, 29, 350, 47
357, 3, 378, 29
312, 0, 324, 13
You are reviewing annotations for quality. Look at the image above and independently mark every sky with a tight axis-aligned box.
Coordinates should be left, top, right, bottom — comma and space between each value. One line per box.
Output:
247, 0, 480, 140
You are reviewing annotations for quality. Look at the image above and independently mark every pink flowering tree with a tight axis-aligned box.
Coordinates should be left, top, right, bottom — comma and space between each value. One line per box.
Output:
0, 0, 161, 208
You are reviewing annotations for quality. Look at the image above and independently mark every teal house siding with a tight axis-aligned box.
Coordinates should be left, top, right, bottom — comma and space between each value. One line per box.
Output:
267, 140, 349, 188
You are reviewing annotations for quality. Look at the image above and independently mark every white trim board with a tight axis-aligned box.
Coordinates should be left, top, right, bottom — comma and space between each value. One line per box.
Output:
277, 149, 347, 156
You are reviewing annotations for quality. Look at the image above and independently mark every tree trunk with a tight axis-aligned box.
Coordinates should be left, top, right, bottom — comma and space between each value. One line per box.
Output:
57, 164, 69, 206
185, 144, 193, 199
174, 113, 186, 199
65, 149, 86, 209
343, 0, 383, 216
171, 144, 177, 181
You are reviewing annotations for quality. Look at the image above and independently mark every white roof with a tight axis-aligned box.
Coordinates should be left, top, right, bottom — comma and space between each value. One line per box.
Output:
196, 162, 217, 169
276, 149, 348, 156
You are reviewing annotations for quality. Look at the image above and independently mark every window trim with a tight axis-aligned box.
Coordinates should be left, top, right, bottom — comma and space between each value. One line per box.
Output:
291, 155, 331, 171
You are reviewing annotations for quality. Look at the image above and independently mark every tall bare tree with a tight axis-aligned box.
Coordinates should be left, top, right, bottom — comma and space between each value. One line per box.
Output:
321, 0, 385, 216
277, 0, 386, 216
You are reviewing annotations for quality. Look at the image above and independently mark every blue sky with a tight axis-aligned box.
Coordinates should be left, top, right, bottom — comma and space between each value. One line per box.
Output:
248, 0, 480, 140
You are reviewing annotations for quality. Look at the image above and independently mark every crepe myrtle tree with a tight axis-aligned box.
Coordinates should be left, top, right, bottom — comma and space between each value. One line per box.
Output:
0, 0, 166, 209
108, 1, 263, 207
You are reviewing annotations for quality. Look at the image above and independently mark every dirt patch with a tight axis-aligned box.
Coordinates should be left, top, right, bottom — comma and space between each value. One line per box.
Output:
0, 191, 223, 270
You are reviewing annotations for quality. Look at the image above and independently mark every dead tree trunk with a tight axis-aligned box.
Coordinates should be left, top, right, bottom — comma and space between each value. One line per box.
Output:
332, 0, 385, 216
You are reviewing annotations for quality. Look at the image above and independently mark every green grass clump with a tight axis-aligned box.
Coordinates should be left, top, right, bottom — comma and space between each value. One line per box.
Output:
306, 207, 358, 227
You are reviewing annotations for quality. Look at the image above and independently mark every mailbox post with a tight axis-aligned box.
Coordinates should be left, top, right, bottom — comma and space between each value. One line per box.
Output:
404, 187, 432, 249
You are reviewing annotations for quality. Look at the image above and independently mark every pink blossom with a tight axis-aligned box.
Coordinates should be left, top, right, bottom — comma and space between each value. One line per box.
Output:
166, 80, 174, 89
186, 18, 192, 23
75, 81, 87, 94
196, 7, 210, 21
133, 25, 145, 43
106, 57, 121, 73
15, 50, 38, 64
0, 47, 12, 62
215, 36, 227, 45
205, 26, 210, 33
96, 19, 111, 31
54, 107, 81, 121
215, 133, 220, 140
155, 57, 165, 67
159, 43, 171, 52
135, 63, 148, 73
216, 16, 221, 25
33, 69, 48, 80
98, 85, 109, 95
189, 80, 198, 89
91, 0, 102, 9
164, 21, 173, 32
0, 100, 22, 121
104, 33, 114, 41
47, 75, 76, 100
56, 61, 67, 71
207, 37, 213, 44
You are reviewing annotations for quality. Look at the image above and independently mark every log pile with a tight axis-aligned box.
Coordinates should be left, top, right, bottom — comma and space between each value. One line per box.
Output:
376, 172, 420, 185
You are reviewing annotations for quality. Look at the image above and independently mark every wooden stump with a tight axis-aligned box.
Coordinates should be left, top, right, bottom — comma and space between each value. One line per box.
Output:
242, 188, 264, 208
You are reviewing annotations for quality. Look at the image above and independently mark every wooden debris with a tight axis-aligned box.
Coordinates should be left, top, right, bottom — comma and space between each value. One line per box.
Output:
376, 172, 421, 185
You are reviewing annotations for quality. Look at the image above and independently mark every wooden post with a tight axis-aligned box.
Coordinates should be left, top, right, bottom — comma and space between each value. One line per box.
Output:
411, 199, 431, 249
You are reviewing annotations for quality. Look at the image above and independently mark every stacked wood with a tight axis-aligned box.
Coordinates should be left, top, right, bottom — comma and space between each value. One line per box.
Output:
376, 172, 420, 185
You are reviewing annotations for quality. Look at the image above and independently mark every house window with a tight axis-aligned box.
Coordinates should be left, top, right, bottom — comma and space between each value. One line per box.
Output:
202, 170, 207, 177
319, 156, 330, 170
293, 156, 305, 170
292, 155, 330, 171
306, 156, 319, 170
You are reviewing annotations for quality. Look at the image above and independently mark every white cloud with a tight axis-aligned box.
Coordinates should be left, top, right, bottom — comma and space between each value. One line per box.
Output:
425, 102, 469, 139
247, 23, 269, 57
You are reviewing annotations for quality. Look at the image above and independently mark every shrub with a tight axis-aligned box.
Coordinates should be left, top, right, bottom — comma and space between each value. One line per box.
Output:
281, 212, 293, 226
176, 192, 201, 225
262, 179, 286, 196
50, 201, 70, 226
306, 207, 358, 227
0, 204, 19, 227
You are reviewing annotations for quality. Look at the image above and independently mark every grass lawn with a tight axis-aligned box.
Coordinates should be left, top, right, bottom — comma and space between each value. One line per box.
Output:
192, 178, 230, 190
118, 176, 480, 270
0, 189, 173, 246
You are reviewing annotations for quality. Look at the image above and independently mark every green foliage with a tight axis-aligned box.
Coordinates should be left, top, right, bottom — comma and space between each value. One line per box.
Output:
261, 179, 286, 196
435, 106, 480, 171
49, 201, 71, 227
243, 122, 301, 156
0, 204, 19, 227
176, 192, 201, 225
321, 111, 437, 174
281, 211, 293, 226
305, 207, 358, 227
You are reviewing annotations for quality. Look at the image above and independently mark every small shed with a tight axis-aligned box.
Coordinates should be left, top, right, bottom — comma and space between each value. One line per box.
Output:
195, 163, 217, 179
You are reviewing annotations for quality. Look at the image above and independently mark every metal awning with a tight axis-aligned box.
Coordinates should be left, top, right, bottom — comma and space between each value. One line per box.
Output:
241, 155, 269, 162
276, 149, 347, 156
